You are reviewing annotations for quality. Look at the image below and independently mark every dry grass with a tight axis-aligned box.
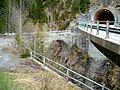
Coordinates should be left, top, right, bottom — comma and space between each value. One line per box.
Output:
1, 45, 80, 90
9, 70, 80, 90
6, 54, 80, 90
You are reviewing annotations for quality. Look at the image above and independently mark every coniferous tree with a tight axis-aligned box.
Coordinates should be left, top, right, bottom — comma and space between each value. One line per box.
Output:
29, 0, 47, 23
0, 0, 7, 33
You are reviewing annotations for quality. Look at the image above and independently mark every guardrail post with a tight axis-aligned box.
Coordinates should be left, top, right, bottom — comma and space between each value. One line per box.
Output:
106, 20, 109, 38
43, 57, 46, 66
30, 51, 32, 59
96, 20, 99, 35
90, 21, 93, 33
86, 22, 88, 31
102, 84, 105, 90
66, 68, 69, 81
84, 22, 86, 30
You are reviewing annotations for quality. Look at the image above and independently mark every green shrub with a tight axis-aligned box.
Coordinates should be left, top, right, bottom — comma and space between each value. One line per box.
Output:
21, 48, 30, 58
15, 34, 25, 48
116, 81, 120, 90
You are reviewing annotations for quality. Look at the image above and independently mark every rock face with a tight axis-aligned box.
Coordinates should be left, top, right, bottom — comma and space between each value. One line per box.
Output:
47, 40, 68, 62
47, 39, 120, 90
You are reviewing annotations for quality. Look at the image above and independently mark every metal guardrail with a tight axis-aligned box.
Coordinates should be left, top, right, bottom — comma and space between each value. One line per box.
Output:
77, 20, 120, 38
0, 30, 72, 37
20, 46, 110, 90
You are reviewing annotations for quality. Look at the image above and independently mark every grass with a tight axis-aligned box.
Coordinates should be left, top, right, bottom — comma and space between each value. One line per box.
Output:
0, 69, 13, 90
9, 70, 80, 90
0, 68, 79, 90
0, 63, 80, 90
0, 44, 80, 90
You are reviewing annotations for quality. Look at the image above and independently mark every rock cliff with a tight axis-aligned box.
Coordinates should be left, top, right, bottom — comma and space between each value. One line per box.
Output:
47, 36, 120, 90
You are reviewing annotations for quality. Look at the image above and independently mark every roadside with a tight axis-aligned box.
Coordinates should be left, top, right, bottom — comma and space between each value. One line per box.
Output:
0, 37, 80, 90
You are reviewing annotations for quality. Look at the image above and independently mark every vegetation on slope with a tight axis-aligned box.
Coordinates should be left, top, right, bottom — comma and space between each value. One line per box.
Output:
0, 60, 80, 90
0, 0, 8, 33
0, 0, 90, 33
28, 0, 90, 29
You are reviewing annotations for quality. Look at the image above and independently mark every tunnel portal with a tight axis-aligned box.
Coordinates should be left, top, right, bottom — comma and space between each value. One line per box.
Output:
94, 9, 115, 25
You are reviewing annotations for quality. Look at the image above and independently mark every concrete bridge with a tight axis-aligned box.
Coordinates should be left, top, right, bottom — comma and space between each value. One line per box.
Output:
77, 5, 120, 66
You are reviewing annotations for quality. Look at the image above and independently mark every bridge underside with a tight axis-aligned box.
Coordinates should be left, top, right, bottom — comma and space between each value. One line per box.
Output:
78, 28, 120, 67
91, 41, 120, 67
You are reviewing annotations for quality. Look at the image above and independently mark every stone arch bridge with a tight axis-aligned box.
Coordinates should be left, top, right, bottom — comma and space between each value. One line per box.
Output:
44, 30, 88, 51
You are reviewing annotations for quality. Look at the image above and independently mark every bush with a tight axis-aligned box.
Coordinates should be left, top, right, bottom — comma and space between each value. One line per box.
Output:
116, 81, 120, 90
20, 48, 30, 58
15, 34, 25, 48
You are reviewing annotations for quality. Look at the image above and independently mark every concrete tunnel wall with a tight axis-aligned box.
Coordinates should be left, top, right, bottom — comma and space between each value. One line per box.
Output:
91, 7, 119, 26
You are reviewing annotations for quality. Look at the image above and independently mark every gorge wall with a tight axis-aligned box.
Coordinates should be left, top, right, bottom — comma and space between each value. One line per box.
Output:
46, 18, 120, 89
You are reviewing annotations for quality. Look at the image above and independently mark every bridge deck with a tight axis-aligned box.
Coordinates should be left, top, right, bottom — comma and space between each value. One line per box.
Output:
78, 25, 120, 45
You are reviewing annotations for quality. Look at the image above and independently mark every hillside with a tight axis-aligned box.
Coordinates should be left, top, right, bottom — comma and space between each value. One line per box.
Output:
0, 0, 120, 90
0, 0, 90, 33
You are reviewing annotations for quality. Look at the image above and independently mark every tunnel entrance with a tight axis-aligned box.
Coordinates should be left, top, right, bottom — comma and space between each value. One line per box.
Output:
94, 9, 114, 25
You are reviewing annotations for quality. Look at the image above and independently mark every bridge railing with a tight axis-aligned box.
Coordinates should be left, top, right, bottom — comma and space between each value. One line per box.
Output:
77, 20, 120, 38
19, 45, 110, 90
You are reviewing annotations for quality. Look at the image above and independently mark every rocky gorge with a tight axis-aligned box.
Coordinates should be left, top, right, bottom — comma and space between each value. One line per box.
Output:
0, 0, 120, 90
47, 20, 120, 90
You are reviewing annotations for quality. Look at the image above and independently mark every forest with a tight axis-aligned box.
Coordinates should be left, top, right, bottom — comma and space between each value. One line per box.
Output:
0, 0, 90, 33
